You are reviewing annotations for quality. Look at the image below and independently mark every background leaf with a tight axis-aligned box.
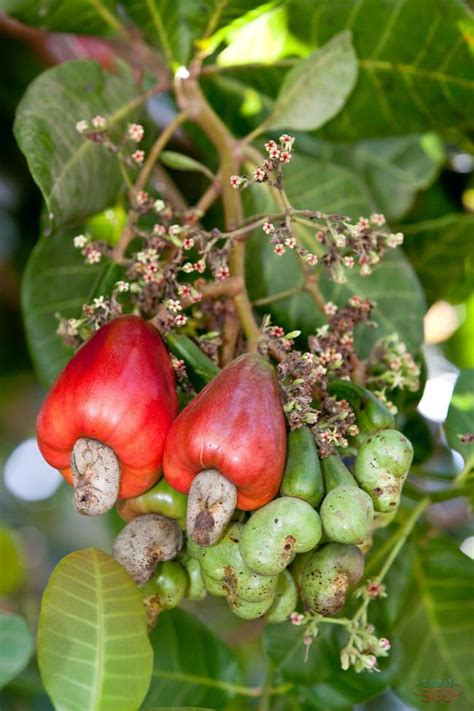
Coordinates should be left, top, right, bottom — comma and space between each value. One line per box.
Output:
160, 151, 215, 180
444, 369, 474, 465
0, 0, 117, 34
0, 612, 33, 691
402, 214, 474, 304
288, 0, 474, 138
14, 60, 138, 229
0, 526, 23, 596
266, 30, 358, 130
22, 226, 121, 385
38, 547, 153, 711
143, 608, 241, 710
245, 154, 426, 352
394, 533, 474, 710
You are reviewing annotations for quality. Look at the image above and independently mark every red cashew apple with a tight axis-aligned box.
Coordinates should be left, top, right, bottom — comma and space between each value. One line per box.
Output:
37, 315, 178, 515
163, 353, 287, 545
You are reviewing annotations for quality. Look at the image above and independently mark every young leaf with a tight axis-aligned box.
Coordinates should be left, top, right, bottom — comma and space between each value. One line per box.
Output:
38, 548, 153, 711
22, 226, 123, 386
394, 534, 474, 707
0, 612, 33, 690
14, 60, 138, 229
160, 151, 214, 180
143, 608, 241, 709
265, 30, 358, 131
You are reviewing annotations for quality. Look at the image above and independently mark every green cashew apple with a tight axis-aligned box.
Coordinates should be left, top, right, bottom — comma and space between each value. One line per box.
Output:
320, 485, 374, 545
202, 571, 226, 597
354, 430, 413, 512
321, 454, 357, 492
140, 561, 187, 628
181, 557, 207, 600
302, 543, 364, 616
240, 497, 322, 576
266, 570, 298, 623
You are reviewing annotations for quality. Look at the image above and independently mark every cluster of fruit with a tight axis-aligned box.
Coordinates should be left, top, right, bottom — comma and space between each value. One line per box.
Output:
36, 315, 412, 628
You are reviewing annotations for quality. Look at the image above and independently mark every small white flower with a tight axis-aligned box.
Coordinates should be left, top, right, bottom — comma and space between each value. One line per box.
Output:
166, 299, 182, 313
154, 199, 165, 213
174, 314, 187, 327
168, 224, 182, 237
324, 302, 338, 316
387, 232, 404, 248
273, 244, 286, 256
230, 175, 242, 188
93, 296, 106, 308
182, 237, 194, 250
127, 123, 144, 142
73, 234, 88, 248
91, 115, 106, 129
253, 168, 265, 182
85, 249, 102, 264
305, 253, 318, 266
216, 265, 230, 281
262, 222, 274, 234
115, 281, 129, 292
75, 120, 89, 134
370, 213, 386, 226
132, 150, 145, 165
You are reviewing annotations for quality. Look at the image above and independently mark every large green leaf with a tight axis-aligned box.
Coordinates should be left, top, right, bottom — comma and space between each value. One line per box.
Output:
14, 60, 138, 229
266, 30, 358, 131
288, 0, 474, 138
304, 134, 444, 221
125, 1, 270, 66
245, 154, 426, 353
143, 608, 241, 709
263, 622, 398, 708
0, 612, 34, 690
0, 0, 117, 34
394, 534, 474, 710
22, 227, 121, 386
402, 214, 474, 304
38, 548, 153, 711
0, 526, 23, 596
445, 369, 474, 466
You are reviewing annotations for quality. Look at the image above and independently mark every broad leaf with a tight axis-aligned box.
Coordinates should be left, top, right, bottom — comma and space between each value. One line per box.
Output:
22, 227, 122, 386
0, 526, 23, 596
38, 548, 153, 711
143, 608, 241, 709
14, 60, 138, 229
263, 622, 398, 708
0, 612, 34, 690
305, 134, 444, 221
394, 534, 474, 709
125, 1, 268, 66
445, 369, 474, 466
402, 214, 474, 304
289, 0, 474, 138
160, 151, 214, 180
266, 30, 358, 131
0, 0, 117, 34
245, 155, 426, 353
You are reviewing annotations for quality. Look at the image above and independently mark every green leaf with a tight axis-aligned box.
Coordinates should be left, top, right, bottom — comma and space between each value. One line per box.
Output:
143, 608, 241, 709
160, 151, 214, 180
245, 155, 426, 353
266, 30, 358, 131
288, 0, 474, 138
125, 1, 266, 67
0, 526, 23, 596
22, 226, 121, 385
402, 214, 474, 304
0, 612, 34, 690
0, 0, 119, 34
263, 622, 398, 707
14, 60, 138, 229
38, 548, 153, 711
445, 369, 474, 465
304, 134, 444, 221
394, 534, 474, 709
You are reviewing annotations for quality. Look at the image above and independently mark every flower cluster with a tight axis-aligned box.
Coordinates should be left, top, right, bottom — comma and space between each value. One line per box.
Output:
75, 117, 147, 167
230, 134, 295, 190
340, 623, 391, 673
366, 333, 420, 400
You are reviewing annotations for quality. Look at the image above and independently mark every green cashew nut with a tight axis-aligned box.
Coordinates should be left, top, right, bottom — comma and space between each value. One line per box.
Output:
321, 454, 357, 492
266, 570, 298, 623
301, 543, 364, 616
354, 429, 413, 512
194, 523, 278, 602
140, 561, 187, 628
240, 497, 322, 576
181, 557, 207, 600
229, 595, 274, 620
202, 571, 226, 597
280, 427, 324, 506
320, 485, 374, 545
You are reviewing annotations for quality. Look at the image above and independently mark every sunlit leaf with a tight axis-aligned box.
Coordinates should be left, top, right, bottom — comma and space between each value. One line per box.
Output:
38, 548, 153, 711
445, 369, 474, 465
